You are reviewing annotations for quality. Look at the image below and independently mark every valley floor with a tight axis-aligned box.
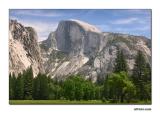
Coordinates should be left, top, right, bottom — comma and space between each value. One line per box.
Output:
9, 100, 151, 105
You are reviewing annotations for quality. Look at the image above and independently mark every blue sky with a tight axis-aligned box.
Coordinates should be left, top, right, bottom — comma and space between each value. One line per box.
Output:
10, 9, 151, 41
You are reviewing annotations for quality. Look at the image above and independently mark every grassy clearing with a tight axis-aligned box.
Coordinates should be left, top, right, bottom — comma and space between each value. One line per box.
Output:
9, 100, 105, 104
9, 100, 151, 105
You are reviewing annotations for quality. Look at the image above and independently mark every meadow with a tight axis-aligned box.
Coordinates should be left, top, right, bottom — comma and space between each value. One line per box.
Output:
9, 100, 151, 105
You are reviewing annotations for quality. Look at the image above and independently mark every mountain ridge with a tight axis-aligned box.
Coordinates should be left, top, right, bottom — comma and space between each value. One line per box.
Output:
9, 19, 151, 82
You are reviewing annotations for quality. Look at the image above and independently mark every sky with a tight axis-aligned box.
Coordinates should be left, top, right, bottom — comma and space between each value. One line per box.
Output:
9, 9, 151, 41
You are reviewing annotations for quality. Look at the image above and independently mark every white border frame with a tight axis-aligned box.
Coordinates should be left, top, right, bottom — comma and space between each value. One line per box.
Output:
0, 0, 160, 113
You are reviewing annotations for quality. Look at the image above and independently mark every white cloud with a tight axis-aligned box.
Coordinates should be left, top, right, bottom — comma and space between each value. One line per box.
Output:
109, 15, 151, 26
110, 17, 138, 25
96, 24, 111, 31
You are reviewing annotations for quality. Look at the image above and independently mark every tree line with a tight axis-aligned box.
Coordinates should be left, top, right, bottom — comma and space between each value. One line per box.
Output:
9, 69, 102, 100
9, 49, 151, 103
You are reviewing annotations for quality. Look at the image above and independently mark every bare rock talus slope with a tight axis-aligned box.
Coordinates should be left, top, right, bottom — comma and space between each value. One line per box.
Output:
40, 20, 151, 81
9, 20, 44, 76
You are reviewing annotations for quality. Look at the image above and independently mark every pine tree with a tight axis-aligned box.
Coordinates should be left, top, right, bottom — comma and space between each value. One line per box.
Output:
114, 48, 121, 72
132, 50, 151, 100
9, 73, 15, 99
39, 74, 49, 99
33, 74, 40, 100
15, 73, 24, 99
114, 48, 128, 73
103, 75, 109, 100
145, 63, 151, 82
11, 73, 17, 99
33, 73, 49, 100
23, 67, 33, 100
120, 50, 128, 72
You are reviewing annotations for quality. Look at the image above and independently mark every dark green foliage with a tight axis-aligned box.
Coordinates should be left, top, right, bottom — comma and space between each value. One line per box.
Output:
103, 75, 109, 100
63, 77, 76, 100
33, 74, 41, 99
95, 86, 102, 100
48, 76, 64, 100
49, 84, 63, 100
15, 73, 24, 99
39, 74, 49, 99
74, 77, 84, 100
101, 97, 106, 103
9, 73, 16, 99
103, 72, 136, 103
63, 76, 100, 101
23, 67, 33, 100
63, 76, 87, 100
33, 73, 49, 100
9, 73, 13, 99
96, 74, 105, 85
83, 81, 95, 100
114, 48, 128, 73
132, 50, 151, 100
9, 67, 50, 100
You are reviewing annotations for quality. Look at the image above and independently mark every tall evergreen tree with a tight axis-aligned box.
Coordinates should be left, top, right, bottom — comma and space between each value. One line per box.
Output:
39, 74, 49, 99
9, 73, 15, 99
23, 67, 33, 100
9, 73, 12, 99
48, 76, 62, 100
132, 50, 151, 100
114, 48, 128, 73
15, 73, 24, 99
103, 75, 109, 100
33, 74, 40, 99
33, 73, 49, 100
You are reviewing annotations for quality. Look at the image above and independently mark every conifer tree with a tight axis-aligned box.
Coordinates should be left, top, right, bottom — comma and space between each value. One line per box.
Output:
39, 74, 49, 99
33, 73, 49, 100
9, 73, 14, 99
33, 74, 40, 99
114, 48, 128, 73
23, 67, 33, 100
15, 73, 24, 99
132, 50, 151, 100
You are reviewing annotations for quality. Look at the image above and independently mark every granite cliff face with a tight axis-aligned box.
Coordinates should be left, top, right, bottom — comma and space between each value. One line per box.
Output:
55, 20, 103, 56
40, 19, 151, 81
9, 20, 44, 76
9, 19, 151, 81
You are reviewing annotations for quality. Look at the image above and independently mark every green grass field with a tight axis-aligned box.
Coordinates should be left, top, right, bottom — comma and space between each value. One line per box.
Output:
9, 100, 106, 104
9, 100, 151, 105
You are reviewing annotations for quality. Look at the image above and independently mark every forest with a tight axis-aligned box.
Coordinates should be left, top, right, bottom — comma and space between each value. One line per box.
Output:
9, 50, 151, 104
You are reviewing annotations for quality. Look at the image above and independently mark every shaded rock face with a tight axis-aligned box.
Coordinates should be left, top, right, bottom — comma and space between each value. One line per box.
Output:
9, 19, 151, 82
9, 20, 44, 76
40, 32, 57, 51
40, 20, 151, 82
55, 20, 104, 57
